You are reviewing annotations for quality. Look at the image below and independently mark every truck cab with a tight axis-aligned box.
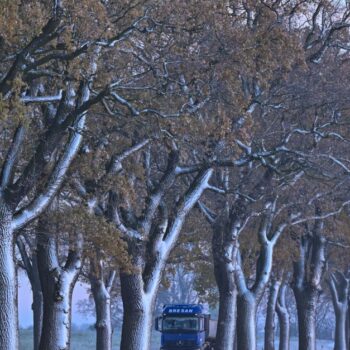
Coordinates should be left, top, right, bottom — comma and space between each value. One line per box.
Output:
155, 304, 215, 350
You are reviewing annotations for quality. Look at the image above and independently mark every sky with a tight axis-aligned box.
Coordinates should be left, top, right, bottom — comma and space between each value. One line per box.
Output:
18, 271, 94, 328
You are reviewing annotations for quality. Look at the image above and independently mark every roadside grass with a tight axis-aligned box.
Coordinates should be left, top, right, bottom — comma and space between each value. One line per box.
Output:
20, 329, 332, 350
20, 329, 161, 350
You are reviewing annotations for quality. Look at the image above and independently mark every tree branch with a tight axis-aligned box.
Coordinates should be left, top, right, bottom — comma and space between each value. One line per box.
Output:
0, 125, 25, 189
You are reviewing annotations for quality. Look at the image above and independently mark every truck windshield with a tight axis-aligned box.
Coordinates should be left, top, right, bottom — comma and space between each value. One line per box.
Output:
163, 317, 199, 332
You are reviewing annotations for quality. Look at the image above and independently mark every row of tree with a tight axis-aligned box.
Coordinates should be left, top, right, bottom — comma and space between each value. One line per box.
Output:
2, 1, 350, 350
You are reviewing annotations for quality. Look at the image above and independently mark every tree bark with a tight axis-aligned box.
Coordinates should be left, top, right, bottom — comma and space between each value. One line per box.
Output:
292, 221, 326, 350
334, 309, 347, 350
90, 268, 115, 350
0, 202, 18, 350
17, 235, 43, 350
265, 279, 281, 350
212, 221, 237, 350
328, 271, 349, 350
347, 305, 350, 350
347, 314, 349, 350
38, 230, 82, 350
216, 290, 237, 350
120, 273, 155, 350
39, 277, 75, 350
294, 288, 318, 350
32, 290, 44, 350
276, 283, 290, 350
93, 286, 113, 350
236, 293, 257, 350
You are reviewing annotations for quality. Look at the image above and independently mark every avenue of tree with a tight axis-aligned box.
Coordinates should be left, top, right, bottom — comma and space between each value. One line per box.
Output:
2, 1, 350, 350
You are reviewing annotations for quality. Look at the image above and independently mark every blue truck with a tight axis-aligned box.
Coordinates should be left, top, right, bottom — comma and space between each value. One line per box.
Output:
155, 304, 217, 350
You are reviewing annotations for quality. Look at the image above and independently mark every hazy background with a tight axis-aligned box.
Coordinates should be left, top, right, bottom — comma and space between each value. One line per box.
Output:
18, 271, 93, 328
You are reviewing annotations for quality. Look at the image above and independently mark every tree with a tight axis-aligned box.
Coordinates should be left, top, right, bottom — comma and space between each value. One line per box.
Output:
4, 2, 350, 350
328, 271, 349, 350
17, 233, 43, 350
69, 128, 216, 350
234, 197, 298, 350
36, 217, 83, 350
0, 0, 212, 348
276, 281, 291, 350
0, 5, 101, 346
264, 278, 281, 350
37, 196, 130, 350
88, 259, 116, 350
117, 154, 214, 350
291, 216, 327, 350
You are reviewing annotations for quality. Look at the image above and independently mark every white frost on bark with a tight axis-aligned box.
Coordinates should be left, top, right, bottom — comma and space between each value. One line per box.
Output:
0, 203, 18, 350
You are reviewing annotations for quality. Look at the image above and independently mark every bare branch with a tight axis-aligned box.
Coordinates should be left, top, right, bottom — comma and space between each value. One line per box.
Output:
107, 139, 150, 174
106, 271, 116, 293
0, 125, 25, 189
197, 200, 216, 224
291, 200, 350, 225
20, 90, 63, 103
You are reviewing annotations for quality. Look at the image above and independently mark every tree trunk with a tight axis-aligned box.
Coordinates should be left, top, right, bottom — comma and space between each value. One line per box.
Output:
276, 284, 290, 350
294, 289, 317, 350
212, 222, 237, 350
30, 248, 43, 350
39, 272, 76, 350
37, 229, 82, 350
292, 227, 326, 350
265, 280, 281, 350
120, 273, 155, 350
334, 308, 347, 350
328, 271, 349, 350
347, 305, 350, 350
17, 236, 43, 350
0, 203, 18, 350
215, 290, 237, 350
91, 280, 113, 350
32, 289, 43, 350
236, 293, 257, 350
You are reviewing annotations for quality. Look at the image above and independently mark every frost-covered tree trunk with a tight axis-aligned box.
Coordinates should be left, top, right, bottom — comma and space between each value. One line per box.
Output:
38, 230, 83, 350
334, 308, 347, 350
215, 289, 237, 350
328, 271, 349, 350
89, 267, 115, 350
39, 277, 76, 350
264, 279, 281, 350
276, 283, 290, 350
93, 288, 113, 350
236, 293, 257, 350
212, 219, 240, 350
120, 273, 156, 350
17, 236, 43, 350
0, 202, 18, 350
292, 222, 326, 350
345, 304, 350, 349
